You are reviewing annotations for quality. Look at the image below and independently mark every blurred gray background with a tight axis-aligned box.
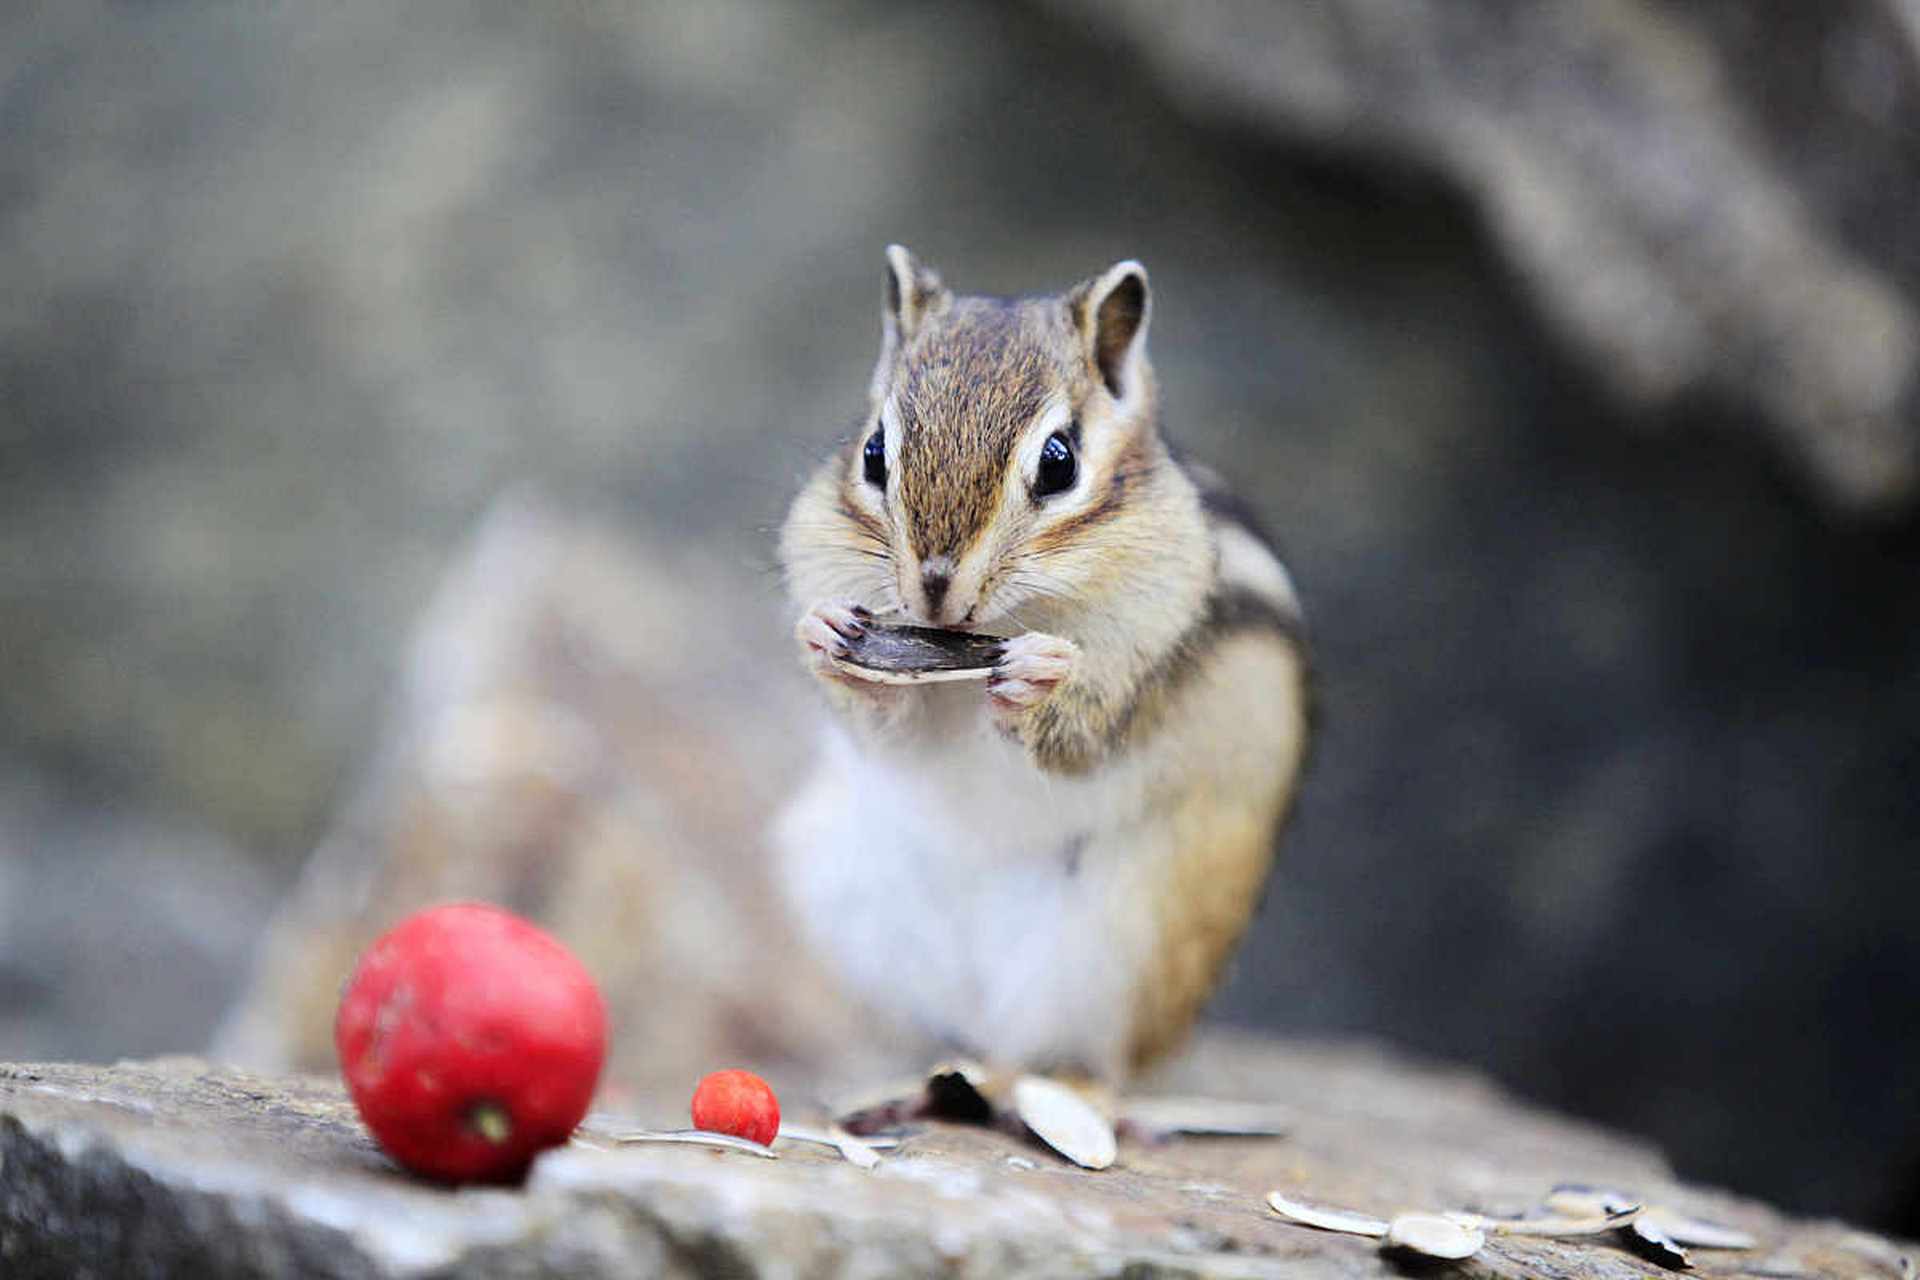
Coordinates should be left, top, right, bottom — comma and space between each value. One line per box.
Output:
3, 0, 1918, 1234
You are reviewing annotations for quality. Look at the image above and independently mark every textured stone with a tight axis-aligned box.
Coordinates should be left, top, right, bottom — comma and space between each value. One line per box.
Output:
4, 1046, 1904, 1279
1052, 0, 1920, 510
8, 0, 1920, 1236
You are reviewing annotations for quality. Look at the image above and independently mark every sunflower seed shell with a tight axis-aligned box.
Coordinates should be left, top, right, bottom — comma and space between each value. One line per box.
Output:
1012, 1075, 1116, 1170
838, 623, 1003, 683
1385, 1212, 1487, 1260
613, 1128, 780, 1159
1640, 1207, 1757, 1251
1628, 1217, 1694, 1270
1264, 1190, 1390, 1237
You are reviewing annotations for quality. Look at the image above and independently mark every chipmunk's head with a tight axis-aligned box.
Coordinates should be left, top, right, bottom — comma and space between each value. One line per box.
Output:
786, 246, 1168, 629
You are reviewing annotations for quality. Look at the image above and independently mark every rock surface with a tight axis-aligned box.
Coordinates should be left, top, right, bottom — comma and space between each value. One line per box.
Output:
1058, 0, 1920, 509
4, 1045, 1905, 1279
8, 0, 1920, 1234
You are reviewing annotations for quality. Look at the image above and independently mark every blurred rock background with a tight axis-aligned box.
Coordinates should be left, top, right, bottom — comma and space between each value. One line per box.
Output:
2, 0, 1916, 1234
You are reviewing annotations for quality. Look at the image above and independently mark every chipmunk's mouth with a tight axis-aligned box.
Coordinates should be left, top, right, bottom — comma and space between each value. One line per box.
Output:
869, 597, 1019, 638
960, 614, 1021, 639
945, 593, 1025, 639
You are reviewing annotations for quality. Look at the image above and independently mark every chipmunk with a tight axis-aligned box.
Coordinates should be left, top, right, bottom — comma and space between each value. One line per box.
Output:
774, 247, 1311, 1092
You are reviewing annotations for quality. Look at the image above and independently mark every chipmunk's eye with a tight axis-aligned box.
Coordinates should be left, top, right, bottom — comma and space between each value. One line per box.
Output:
863, 428, 886, 487
1034, 430, 1076, 498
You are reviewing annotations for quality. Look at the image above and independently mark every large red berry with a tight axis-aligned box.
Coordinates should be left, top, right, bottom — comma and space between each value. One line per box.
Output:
691, 1069, 780, 1147
335, 902, 608, 1183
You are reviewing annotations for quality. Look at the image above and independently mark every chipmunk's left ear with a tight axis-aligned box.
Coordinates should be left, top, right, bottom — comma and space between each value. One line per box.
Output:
1071, 260, 1151, 403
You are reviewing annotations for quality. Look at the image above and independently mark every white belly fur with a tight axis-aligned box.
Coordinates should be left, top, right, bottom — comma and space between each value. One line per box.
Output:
773, 681, 1164, 1078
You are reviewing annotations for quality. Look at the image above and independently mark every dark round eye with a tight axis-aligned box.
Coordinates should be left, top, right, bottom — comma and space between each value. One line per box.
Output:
863, 428, 886, 487
1034, 430, 1076, 498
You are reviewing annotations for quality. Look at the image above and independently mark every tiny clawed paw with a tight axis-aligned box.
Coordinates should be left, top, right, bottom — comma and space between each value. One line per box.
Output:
798, 599, 874, 663
798, 599, 903, 711
988, 633, 1079, 716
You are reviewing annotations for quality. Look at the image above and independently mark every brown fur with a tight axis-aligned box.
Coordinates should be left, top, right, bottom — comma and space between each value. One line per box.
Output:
892, 299, 1069, 560
1127, 631, 1309, 1068
833, 487, 889, 548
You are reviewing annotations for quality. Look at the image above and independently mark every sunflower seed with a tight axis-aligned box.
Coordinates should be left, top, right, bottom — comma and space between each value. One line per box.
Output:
1638, 1206, 1756, 1251
1384, 1212, 1487, 1260
1488, 1210, 1639, 1237
1545, 1184, 1641, 1218
1628, 1216, 1694, 1270
1012, 1075, 1116, 1170
837, 623, 1003, 683
1479, 1202, 1641, 1237
612, 1128, 779, 1159
1545, 1185, 1755, 1251
825, 1123, 884, 1170
774, 1123, 899, 1167
1264, 1190, 1389, 1237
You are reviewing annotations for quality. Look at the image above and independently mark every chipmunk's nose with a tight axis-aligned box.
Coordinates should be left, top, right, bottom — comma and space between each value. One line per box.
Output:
921, 568, 951, 618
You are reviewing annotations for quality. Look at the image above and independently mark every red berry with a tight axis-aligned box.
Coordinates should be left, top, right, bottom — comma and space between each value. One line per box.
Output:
691, 1069, 780, 1147
334, 902, 608, 1184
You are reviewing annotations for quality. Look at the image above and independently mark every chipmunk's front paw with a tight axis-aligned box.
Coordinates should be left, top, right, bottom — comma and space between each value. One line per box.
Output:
988, 632, 1080, 734
797, 598, 869, 667
798, 599, 904, 713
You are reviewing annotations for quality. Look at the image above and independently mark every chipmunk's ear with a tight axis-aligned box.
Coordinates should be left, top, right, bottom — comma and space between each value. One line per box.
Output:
882, 244, 949, 347
1071, 260, 1151, 403
873, 245, 949, 401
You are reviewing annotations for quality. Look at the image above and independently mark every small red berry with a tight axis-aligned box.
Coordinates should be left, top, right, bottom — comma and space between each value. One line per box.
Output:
691, 1069, 780, 1147
334, 902, 608, 1184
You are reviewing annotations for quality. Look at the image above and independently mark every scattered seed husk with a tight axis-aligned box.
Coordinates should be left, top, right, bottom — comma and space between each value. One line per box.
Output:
826, 1124, 884, 1170
1264, 1190, 1389, 1237
1639, 1206, 1757, 1251
1545, 1184, 1641, 1218
1012, 1075, 1116, 1170
837, 623, 1003, 683
773, 1123, 897, 1168
774, 1123, 901, 1150
1546, 1183, 1756, 1251
1384, 1213, 1487, 1260
1480, 1206, 1641, 1238
1627, 1216, 1694, 1269
613, 1128, 779, 1159
1121, 1096, 1291, 1139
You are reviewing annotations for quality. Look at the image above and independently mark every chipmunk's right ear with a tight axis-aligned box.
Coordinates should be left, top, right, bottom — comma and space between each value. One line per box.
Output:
872, 245, 949, 401
881, 244, 949, 349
